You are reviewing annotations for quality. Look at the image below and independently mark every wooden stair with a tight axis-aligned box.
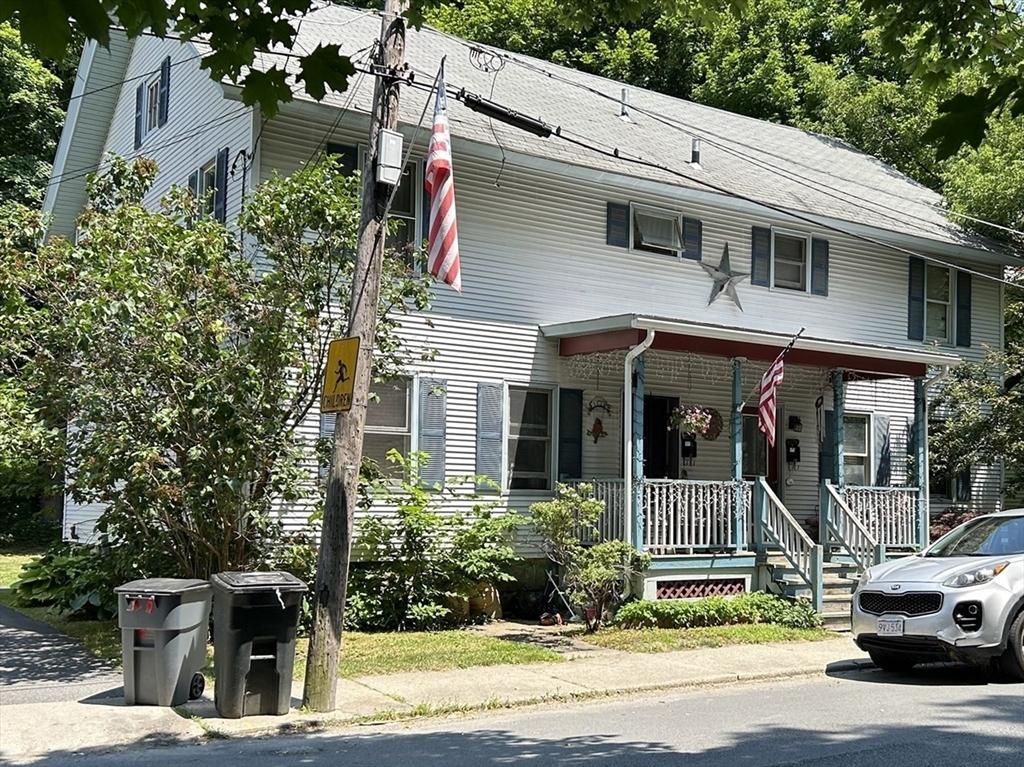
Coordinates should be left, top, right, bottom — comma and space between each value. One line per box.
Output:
766, 555, 859, 632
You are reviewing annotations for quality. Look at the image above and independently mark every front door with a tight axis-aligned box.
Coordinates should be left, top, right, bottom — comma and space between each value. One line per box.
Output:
742, 407, 778, 488
643, 395, 679, 479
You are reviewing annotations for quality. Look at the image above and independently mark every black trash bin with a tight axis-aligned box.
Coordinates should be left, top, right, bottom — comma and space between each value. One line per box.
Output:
114, 578, 211, 706
210, 571, 307, 718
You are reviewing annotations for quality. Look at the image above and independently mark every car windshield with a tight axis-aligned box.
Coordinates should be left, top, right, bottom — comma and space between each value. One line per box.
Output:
926, 515, 1024, 557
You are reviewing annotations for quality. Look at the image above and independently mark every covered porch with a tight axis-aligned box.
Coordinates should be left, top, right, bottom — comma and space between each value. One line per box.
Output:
542, 314, 959, 609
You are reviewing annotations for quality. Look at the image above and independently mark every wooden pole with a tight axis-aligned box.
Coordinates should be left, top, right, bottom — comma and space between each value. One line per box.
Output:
302, 0, 409, 713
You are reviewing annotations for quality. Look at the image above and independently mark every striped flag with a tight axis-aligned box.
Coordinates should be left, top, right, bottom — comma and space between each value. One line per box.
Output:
424, 61, 462, 293
758, 356, 785, 448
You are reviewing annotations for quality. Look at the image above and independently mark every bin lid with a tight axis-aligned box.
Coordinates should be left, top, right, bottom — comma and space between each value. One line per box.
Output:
114, 578, 210, 596
210, 571, 307, 593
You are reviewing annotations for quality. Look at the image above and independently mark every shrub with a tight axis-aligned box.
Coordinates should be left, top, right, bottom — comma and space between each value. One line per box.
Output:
614, 592, 822, 630
10, 542, 147, 620
566, 540, 650, 631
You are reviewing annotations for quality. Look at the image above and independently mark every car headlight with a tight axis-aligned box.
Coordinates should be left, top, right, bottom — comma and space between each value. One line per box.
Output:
943, 562, 1009, 588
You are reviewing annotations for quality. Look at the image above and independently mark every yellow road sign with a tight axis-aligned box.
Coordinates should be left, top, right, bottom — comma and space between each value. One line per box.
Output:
321, 337, 360, 413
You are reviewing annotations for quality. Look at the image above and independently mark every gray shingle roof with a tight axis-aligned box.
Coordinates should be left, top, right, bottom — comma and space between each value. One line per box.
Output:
257, 4, 1001, 256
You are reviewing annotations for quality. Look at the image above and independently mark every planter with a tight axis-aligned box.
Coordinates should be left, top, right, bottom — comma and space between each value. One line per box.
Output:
468, 582, 502, 619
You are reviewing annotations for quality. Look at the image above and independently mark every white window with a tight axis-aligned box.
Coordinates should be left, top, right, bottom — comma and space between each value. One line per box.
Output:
925, 265, 952, 342
843, 414, 871, 486
144, 77, 160, 137
386, 161, 419, 254
772, 230, 809, 291
507, 385, 553, 490
631, 204, 682, 257
199, 159, 217, 217
320, 378, 413, 478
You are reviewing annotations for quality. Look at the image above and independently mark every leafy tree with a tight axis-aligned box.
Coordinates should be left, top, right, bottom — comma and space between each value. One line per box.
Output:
0, 22, 63, 206
0, 155, 431, 577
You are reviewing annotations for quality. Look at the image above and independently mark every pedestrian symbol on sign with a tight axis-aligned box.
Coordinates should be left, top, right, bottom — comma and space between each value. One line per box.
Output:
321, 337, 360, 413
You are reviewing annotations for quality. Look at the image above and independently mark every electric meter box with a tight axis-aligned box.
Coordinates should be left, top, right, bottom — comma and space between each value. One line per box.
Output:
376, 129, 404, 186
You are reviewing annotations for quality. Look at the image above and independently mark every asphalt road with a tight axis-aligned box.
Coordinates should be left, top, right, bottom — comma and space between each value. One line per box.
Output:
28, 664, 1024, 766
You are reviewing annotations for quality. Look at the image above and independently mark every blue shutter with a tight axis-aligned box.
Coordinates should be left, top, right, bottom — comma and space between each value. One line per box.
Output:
187, 170, 199, 198
134, 83, 144, 149
811, 238, 829, 296
476, 383, 505, 491
158, 56, 170, 126
606, 202, 629, 248
682, 217, 702, 261
418, 378, 447, 487
326, 143, 358, 175
873, 414, 890, 486
908, 257, 925, 340
557, 389, 583, 480
819, 410, 836, 483
213, 147, 229, 224
956, 271, 972, 347
955, 467, 972, 502
751, 226, 771, 287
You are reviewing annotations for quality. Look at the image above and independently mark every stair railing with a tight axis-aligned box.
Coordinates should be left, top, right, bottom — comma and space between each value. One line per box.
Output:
820, 480, 885, 573
754, 477, 823, 612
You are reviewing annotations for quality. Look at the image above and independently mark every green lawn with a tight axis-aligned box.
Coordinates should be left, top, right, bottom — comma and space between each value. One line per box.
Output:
297, 630, 564, 679
0, 550, 41, 588
577, 624, 835, 653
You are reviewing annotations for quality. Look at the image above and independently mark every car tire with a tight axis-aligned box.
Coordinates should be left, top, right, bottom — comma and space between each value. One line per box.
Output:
868, 649, 916, 673
993, 610, 1024, 683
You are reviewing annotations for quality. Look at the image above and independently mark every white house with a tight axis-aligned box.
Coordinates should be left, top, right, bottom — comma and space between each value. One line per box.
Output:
44, 5, 1017, 624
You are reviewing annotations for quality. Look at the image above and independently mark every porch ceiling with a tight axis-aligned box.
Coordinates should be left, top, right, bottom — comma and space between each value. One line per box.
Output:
539, 314, 961, 379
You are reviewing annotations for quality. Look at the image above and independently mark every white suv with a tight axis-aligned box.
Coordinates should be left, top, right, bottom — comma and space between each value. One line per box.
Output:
852, 509, 1024, 679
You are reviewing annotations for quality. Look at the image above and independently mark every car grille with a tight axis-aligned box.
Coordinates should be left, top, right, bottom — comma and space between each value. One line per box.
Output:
858, 591, 943, 616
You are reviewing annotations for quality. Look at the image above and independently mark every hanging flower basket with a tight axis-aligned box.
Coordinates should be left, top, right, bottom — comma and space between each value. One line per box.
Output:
669, 404, 723, 441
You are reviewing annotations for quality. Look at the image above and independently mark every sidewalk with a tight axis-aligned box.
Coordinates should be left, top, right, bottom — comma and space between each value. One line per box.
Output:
0, 634, 870, 761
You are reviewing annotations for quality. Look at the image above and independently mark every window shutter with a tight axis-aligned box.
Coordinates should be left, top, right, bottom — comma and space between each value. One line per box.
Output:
873, 414, 890, 486
557, 389, 583, 480
819, 409, 836, 482
681, 217, 702, 261
475, 382, 505, 491
134, 83, 144, 149
811, 237, 829, 296
418, 378, 447, 487
908, 257, 925, 341
751, 226, 771, 287
955, 467, 972, 502
319, 412, 336, 479
213, 146, 229, 224
158, 56, 170, 126
187, 170, 199, 198
606, 202, 629, 248
326, 142, 358, 175
956, 271, 972, 347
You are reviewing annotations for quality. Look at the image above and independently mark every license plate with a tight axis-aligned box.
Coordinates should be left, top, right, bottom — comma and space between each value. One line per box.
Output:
877, 617, 904, 636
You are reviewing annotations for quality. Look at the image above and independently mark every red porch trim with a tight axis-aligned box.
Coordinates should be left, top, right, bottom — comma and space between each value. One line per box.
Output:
558, 329, 926, 379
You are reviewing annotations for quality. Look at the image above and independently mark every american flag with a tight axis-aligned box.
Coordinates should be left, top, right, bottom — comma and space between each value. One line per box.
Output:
424, 62, 462, 293
758, 356, 785, 448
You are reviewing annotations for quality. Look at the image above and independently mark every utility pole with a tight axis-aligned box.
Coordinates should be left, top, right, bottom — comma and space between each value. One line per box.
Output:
302, 0, 409, 712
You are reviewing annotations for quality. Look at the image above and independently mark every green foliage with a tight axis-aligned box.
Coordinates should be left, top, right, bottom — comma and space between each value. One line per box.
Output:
614, 592, 822, 630
0, 22, 63, 207
528, 482, 605, 566
345, 451, 522, 631
565, 540, 649, 631
0, 155, 430, 578
10, 542, 147, 620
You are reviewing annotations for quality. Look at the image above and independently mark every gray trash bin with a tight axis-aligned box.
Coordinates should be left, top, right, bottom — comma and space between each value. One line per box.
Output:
210, 571, 307, 718
114, 578, 211, 706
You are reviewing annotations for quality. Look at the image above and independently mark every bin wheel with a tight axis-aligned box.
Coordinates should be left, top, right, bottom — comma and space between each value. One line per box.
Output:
189, 673, 205, 700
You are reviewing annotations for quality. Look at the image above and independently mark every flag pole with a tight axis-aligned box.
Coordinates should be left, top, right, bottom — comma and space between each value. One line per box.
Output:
738, 326, 805, 412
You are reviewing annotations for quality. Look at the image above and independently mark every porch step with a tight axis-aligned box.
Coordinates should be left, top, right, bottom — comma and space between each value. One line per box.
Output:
821, 609, 852, 632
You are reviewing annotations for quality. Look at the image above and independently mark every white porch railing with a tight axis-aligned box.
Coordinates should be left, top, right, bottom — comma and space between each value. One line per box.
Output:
563, 478, 627, 542
642, 479, 750, 551
755, 477, 823, 611
822, 481, 884, 572
841, 485, 920, 548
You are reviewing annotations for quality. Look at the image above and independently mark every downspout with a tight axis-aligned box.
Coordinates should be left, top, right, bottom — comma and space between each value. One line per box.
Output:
623, 329, 655, 547
921, 364, 952, 531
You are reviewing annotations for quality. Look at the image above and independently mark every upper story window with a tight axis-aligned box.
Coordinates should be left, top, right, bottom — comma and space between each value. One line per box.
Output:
508, 385, 553, 490
386, 162, 420, 257
772, 230, 809, 292
925, 265, 952, 342
186, 150, 228, 224
199, 159, 217, 217
145, 77, 160, 137
632, 205, 682, 257
134, 56, 170, 150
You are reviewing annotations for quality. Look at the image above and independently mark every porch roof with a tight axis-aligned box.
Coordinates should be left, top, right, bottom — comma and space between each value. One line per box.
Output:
539, 314, 961, 379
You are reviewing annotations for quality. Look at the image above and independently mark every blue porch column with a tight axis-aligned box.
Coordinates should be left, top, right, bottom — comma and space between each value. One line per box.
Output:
832, 369, 846, 487
632, 354, 645, 549
731, 358, 746, 550
914, 377, 929, 549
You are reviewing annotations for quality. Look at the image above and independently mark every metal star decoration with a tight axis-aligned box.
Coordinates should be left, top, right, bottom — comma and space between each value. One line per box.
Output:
700, 243, 749, 310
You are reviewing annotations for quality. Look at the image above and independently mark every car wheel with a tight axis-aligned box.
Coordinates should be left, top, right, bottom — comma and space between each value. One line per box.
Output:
993, 610, 1024, 683
868, 649, 916, 672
